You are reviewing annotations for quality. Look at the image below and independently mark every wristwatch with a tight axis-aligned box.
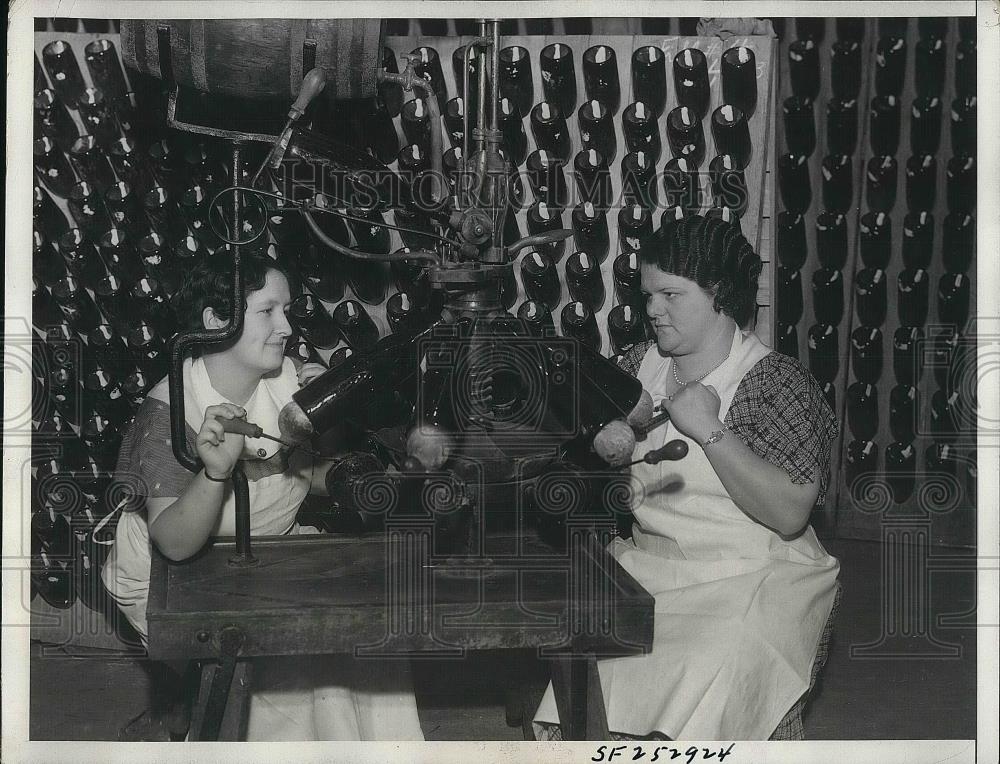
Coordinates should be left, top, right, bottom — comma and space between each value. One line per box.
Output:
702, 426, 729, 447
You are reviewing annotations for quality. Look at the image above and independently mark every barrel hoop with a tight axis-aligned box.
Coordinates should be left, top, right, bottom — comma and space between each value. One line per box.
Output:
189, 20, 209, 92
290, 19, 309, 95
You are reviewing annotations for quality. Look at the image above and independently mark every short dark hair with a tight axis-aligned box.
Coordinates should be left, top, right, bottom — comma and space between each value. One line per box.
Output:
171, 249, 298, 333
639, 214, 761, 326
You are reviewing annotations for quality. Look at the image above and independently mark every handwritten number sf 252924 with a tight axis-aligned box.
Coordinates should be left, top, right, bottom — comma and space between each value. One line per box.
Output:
591, 743, 736, 763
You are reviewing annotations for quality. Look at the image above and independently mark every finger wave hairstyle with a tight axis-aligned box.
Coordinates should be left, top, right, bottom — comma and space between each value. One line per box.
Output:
171, 250, 299, 333
639, 214, 762, 327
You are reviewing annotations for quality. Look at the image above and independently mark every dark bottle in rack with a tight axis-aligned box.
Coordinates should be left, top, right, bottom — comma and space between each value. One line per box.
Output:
938, 273, 971, 328
821, 154, 853, 214
68, 135, 116, 193
80, 410, 125, 468
673, 47, 710, 119
68, 181, 112, 240
847, 382, 879, 440
183, 143, 227, 191
897, 268, 930, 326
816, 213, 849, 269
631, 46, 667, 118
42, 40, 87, 108
397, 143, 431, 201
885, 441, 917, 503
946, 155, 976, 214
858, 211, 891, 269
131, 277, 177, 335
775, 212, 807, 270
826, 97, 859, 157
525, 202, 567, 262
33, 231, 67, 288
845, 439, 878, 487
830, 39, 862, 100
709, 155, 748, 218
530, 102, 572, 163
705, 207, 742, 233
910, 95, 942, 155
499, 45, 533, 119
777, 153, 811, 214
51, 275, 103, 333
925, 444, 961, 481
855, 268, 887, 327
81, 363, 130, 423
518, 300, 556, 337
866, 155, 898, 212
391, 250, 430, 303
608, 303, 647, 354
889, 384, 918, 443
78, 88, 120, 148
409, 46, 447, 112
622, 101, 661, 165
573, 149, 613, 211
58, 229, 106, 289
451, 45, 483, 116
943, 213, 975, 273
288, 294, 340, 349
905, 154, 937, 212
83, 39, 128, 100
565, 251, 605, 311
86, 324, 129, 376
812, 268, 844, 325
342, 259, 389, 308
787, 40, 820, 101
347, 207, 391, 254
955, 40, 976, 97
285, 335, 325, 368
579, 99, 617, 164
401, 98, 432, 156
34, 184, 70, 239
34, 88, 78, 152
776, 323, 798, 360
521, 251, 561, 312
442, 147, 464, 197
137, 234, 180, 296
94, 273, 132, 332
783, 96, 815, 158
394, 208, 437, 252
930, 389, 961, 443
667, 106, 706, 169
33, 278, 63, 332
333, 299, 380, 352
915, 36, 946, 97
108, 136, 156, 194
141, 186, 185, 244
851, 326, 884, 383
540, 42, 577, 116
378, 47, 403, 118
526, 150, 569, 208
660, 205, 693, 235
796, 18, 826, 41
902, 211, 934, 270
104, 180, 146, 240
146, 138, 186, 196
662, 158, 701, 216
561, 301, 601, 352
297, 243, 346, 304
622, 152, 657, 210
893, 326, 924, 385
870, 95, 901, 157
930, 328, 961, 393
34, 136, 77, 198
47, 358, 80, 426
618, 204, 654, 255
571, 202, 610, 264
582, 45, 620, 115
444, 97, 465, 150
721, 45, 758, 118
126, 320, 168, 380
179, 183, 221, 248
874, 36, 907, 96
386, 291, 432, 337
99, 228, 145, 284
917, 18, 948, 38
776, 267, 803, 325
498, 98, 528, 167
613, 251, 642, 306
328, 346, 354, 370
807, 323, 839, 382
711, 105, 752, 170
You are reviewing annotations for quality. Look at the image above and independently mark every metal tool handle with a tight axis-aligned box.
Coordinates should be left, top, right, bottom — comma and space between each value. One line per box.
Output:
220, 417, 264, 438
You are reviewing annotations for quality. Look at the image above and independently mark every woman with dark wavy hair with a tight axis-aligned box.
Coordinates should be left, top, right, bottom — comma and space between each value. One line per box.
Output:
102, 250, 423, 741
535, 214, 841, 740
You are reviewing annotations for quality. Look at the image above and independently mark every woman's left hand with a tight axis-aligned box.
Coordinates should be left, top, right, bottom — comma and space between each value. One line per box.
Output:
663, 382, 723, 444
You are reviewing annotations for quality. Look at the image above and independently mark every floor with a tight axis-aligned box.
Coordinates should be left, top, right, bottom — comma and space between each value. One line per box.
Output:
28, 538, 977, 741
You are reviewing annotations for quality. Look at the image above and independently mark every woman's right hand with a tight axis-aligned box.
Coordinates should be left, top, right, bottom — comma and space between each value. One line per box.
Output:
195, 403, 247, 479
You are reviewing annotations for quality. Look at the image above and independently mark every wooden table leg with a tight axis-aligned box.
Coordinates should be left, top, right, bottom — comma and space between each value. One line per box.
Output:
188, 658, 253, 741
550, 653, 610, 740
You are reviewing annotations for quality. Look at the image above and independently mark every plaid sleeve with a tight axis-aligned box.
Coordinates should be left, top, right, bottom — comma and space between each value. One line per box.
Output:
114, 397, 197, 505
614, 340, 656, 377
725, 352, 839, 504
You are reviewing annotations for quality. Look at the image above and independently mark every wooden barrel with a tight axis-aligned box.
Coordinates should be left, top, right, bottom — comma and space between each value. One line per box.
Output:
120, 19, 384, 102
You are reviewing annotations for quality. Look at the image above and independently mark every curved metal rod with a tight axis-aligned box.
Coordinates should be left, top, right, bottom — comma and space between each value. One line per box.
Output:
300, 207, 439, 264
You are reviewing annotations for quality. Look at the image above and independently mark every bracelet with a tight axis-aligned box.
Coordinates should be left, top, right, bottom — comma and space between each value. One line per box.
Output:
204, 470, 232, 483
702, 426, 729, 447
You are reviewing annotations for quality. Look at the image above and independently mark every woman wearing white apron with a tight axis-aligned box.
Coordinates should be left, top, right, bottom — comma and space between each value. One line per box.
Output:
534, 215, 840, 740
102, 252, 424, 741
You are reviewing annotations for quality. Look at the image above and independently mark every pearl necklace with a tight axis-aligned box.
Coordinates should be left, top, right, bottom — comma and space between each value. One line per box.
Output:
671, 352, 730, 386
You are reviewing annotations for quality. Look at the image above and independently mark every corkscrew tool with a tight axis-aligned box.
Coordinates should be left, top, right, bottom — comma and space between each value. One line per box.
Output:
220, 417, 322, 458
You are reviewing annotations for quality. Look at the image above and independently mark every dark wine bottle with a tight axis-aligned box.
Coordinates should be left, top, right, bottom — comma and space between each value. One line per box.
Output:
902, 211, 934, 269
666, 106, 706, 169
830, 39, 862, 100
565, 251, 605, 311
83, 38, 128, 100
525, 201, 567, 262
915, 36, 946, 97
499, 45, 533, 118
520, 251, 561, 312
776, 267, 803, 325
847, 382, 879, 440
42, 40, 86, 108
288, 294, 340, 349
578, 99, 617, 164
870, 95, 901, 156
826, 97, 858, 156
821, 154, 853, 214
517, 300, 556, 337
777, 153, 811, 214
540, 43, 577, 116
942, 213, 975, 272
866, 155, 898, 212
673, 47, 710, 118
583, 45, 620, 115
561, 301, 602, 352
874, 36, 907, 96
858, 211, 891, 269
711, 105, 752, 169
893, 326, 924, 385
851, 326, 884, 383
68, 135, 116, 193
845, 439, 879, 487
573, 149, 613, 211
526, 149, 569, 208
34, 136, 77, 198
855, 268, 887, 327
622, 100, 661, 164
783, 96, 816, 157
51, 275, 103, 333
807, 323, 839, 382
78, 87, 120, 148
889, 384, 918, 443
333, 299, 380, 352
530, 101, 572, 162
788, 40, 820, 100
775, 211, 807, 269
34, 88, 78, 152
897, 268, 930, 326
618, 204, 654, 254
632, 46, 667, 118
571, 202, 610, 264
910, 95, 942, 155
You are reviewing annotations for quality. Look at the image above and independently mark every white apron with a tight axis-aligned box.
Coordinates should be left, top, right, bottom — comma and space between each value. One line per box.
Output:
534, 329, 840, 740
102, 357, 424, 741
